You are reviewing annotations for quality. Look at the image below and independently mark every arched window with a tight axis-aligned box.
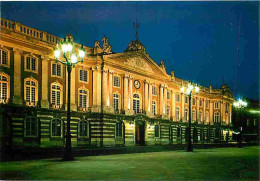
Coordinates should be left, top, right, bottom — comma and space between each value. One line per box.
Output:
79, 89, 88, 109
133, 94, 140, 114
167, 105, 170, 117
176, 107, 180, 121
199, 111, 203, 122
79, 120, 89, 137
115, 122, 123, 137
113, 93, 119, 111
184, 108, 188, 121
0, 73, 9, 103
0, 49, 8, 66
154, 125, 160, 138
192, 110, 196, 121
177, 127, 181, 137
24, 116, 38, 137
51, 83, 63, 109
152, 101, 156, 115
24, 78, 38, 106
51, 119, 62, 137
214, 112, 220, 123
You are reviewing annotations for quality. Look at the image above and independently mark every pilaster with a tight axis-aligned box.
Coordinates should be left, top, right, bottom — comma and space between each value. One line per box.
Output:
210, 100, 214, 124
171, 90, 175, 121
159, 85, 163, 115
144, 80, 149, 112
12, 48, 23, 105
123, 74, 129, 111
70, 66, 77, 111
41, 55, 49, 108
91, 66, 102, 113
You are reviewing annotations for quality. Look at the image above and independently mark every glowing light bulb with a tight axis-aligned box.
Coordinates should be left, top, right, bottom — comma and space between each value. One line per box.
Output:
181, 86, 185, 93
195, 86, 199, 93
79, 49, 85, 58
54, 49, 60, 58
62, 44, 68, 52
67, 43, 73, 52
71, 54, 77, 63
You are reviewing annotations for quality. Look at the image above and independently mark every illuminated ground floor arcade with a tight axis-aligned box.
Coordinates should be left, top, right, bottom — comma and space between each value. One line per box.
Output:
0, 105, 234, 148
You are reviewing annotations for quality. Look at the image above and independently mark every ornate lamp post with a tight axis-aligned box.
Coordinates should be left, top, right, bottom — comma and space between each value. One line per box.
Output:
54, 34, 86, 160
181, 81, 199, 152
233, 98, 247, 148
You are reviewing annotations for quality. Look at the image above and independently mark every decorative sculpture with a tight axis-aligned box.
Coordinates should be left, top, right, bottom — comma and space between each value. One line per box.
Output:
94, 40, 101, 48
102, 36, 112, 54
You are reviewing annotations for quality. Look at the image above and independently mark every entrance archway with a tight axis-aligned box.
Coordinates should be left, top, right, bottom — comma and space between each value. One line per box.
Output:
135, 120, 145, 145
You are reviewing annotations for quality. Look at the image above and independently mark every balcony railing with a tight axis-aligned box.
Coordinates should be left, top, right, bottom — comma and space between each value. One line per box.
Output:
134, 109, 146, 115
50, 103, 62, 109
25, 101, 37, 107
0, 98, 9, 104
78, 107, 91, 112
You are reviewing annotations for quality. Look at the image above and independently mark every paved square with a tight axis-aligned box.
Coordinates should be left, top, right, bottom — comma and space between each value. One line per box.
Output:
1, 146, 259, 180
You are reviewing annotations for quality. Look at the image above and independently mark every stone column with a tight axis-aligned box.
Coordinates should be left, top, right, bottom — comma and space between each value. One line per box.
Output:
163, 86, 167, 115
148, 83, 152, 113
91, 66, 101, 112
144, 81, 149, 112
70, 66, 77, 111
159, 85, 163, 115
171, 90, 175, 121
203, 99, 206, 122
108, 69, 113, 108
102, 69, 108, 107
129, 76, 133, 111
41, 55, 49, 108
197, 97, 200, 122
12, 48, 23, 105
210, 100, 214, 124
123, 75, 129, 110
229, 104, 232, 125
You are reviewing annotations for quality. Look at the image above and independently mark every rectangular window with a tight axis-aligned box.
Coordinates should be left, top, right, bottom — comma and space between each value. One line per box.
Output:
31, 57, 36, 71
176, 94, 180, 102
25, 56, 37, 72
167, 91, 170, 99
113, 76, 120, 87
0, 50, 8, 66
199, 99, 202, 107
185, 96, 188, 104
152, 101, 156, 115
79, 70, 88, 82
206, 100, 209, 108
176, 107, 180, 121
192, 98, 195, 105
152, 86, 157, 95
52, 63, 61, 77
167, 105, 170, 117
214, 102, 219, 109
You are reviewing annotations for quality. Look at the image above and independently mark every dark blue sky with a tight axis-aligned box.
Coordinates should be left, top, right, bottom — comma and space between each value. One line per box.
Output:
2, 1, 259, 100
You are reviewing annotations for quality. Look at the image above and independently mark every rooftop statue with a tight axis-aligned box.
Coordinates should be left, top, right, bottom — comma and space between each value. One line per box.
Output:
94, 40, 101, 48
102, 36, 112, 54
125, 39, 146, 52
159, 60, 166, 72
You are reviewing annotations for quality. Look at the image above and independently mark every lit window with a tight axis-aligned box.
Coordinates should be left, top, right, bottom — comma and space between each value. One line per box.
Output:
113, 93, 119, 111
52, 63, 62, 77
192, 98, 195, 105
214, 101, 219, 109
113, 76, 120, 87
152, 101, 156, 115
25, 56, 37, 72
176, 107, 180, 121
184, 109, 188, 121
51, 83, 62, 108
0, 73, 9, 103
199, 99, 202, 107
154, 125, 160, 138
0, 49, 8, 66
206, 100, 209, 108
24, 78, 38, 106
25, 116, 37, 137
79, 69, 88, 82
185, 96, 188, 104
214, 112, 220, 123
167, 105, 170, 117
152, 86, 157, 95
79, 89, 88, 109
115, 122, 123, 137
79, 121, 89, 137
225, 103, 229, 112
133, 94, 140, 114
176, 94, 180, 102
192, 110, 196, 120
167, 91, 170, 99
51, 119, 62, 136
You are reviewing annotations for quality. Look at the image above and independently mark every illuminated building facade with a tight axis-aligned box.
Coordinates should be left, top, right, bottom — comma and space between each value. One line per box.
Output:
0, 18, 234, 148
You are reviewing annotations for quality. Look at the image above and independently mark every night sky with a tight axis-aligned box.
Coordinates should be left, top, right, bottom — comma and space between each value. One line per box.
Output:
1, 1, 259, 100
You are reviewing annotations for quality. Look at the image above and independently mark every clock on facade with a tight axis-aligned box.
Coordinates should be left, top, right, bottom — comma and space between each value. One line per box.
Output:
134, 80, 141, 89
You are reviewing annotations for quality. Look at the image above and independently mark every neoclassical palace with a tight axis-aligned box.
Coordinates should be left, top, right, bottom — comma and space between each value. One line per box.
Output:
0, 18, 234, 148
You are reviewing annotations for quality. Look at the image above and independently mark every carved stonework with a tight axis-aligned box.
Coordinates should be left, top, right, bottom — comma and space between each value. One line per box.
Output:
125, 39, 146, 52
94, 41, 101, 48
102, 36, 112, 54
159, 60, 166, 72
124, 57, 153, 73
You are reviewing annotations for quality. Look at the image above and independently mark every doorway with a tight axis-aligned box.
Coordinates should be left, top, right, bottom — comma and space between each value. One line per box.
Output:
135, 124, 145, 145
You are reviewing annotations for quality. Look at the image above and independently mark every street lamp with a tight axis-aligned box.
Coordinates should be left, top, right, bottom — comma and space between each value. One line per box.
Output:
181, 81, 200, 152
54, 34, 86, 161
233, 98, 247, 148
